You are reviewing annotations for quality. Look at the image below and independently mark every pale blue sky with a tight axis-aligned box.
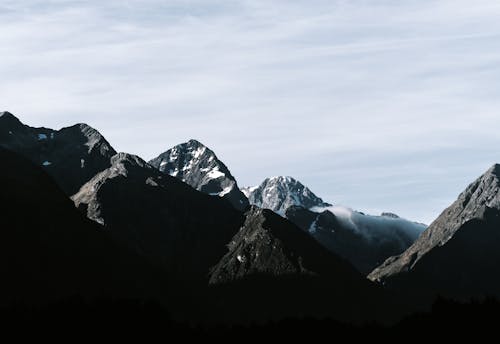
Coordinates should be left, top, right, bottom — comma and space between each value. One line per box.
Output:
2, 0, 500, 224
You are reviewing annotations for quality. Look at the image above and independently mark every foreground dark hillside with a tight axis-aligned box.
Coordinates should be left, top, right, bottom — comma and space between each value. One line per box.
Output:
1, 297, 498, 340
0, 147, 172, 306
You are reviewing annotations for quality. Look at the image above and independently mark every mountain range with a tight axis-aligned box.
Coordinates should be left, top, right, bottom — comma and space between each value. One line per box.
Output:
2, 110, 500, 326
243, 175, 426, 274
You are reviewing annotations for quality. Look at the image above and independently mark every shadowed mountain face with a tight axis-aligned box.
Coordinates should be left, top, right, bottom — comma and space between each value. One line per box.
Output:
72, 152, 244, 282
72, 153, 401, 323
369, 164, 500, 302
207, 207, 403, 324
0, 112, 116, 195
285, 206, 422, 275
149, 139, 249, 211
242, 176, 331, 215
0, 113, 416, 324
209, 207, 360, 284
0, 147, 170, 307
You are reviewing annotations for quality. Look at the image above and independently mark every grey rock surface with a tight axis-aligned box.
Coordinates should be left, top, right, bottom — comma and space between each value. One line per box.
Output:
149, 139, 249, 210
73, 152, 244, 281
368, 164, 500, 298
242, 176, 331, 215
0, 111, 116, 195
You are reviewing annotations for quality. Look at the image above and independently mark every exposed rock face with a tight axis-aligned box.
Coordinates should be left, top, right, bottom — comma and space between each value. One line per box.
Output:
149, 139, 249, 211
242, 176, 331, 215
207, 207, 402, 324
0, 111, 116, 195
210, 207, 326, 284
369, 164, 500, 300
1, 113, 411, 324
285, 206, 423, 275
242, 174, 424, 274
73, 152, 245, 281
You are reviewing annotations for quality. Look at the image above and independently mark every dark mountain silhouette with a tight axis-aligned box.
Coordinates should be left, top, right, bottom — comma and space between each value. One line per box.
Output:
149, 139, 249, 210
0, 147, 170, 307
369, 164, 500, 303
0, 111, 116, 195
210, 207, 362, 284
205, 207, 404, 324
72, 152, 244, 282
72, 153, 402, 323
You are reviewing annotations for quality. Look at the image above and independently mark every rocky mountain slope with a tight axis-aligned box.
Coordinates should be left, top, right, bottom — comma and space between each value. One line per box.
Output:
369, 164, 500, 301
209, 207, 356, 284
71, 152, 401, 323
207, 206, 401, 323
242, 175, 425, 274
149, 139, 249, 210
73, 152, 244, 281
0, 111, 116, 195
242, 176, 331, 215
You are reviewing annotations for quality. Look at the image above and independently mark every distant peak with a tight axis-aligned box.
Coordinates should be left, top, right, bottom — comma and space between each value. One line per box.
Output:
186, 139, 206, 147
164, 139, 213, 157
0, 111, 24, 129
0, 111, 21, 122
62, 122, 101, 136
245, 176, 331, 214
268, 176, 298, 184
73, 122, 100, 133
0, 111, 15, 118
76, 123, 92, 129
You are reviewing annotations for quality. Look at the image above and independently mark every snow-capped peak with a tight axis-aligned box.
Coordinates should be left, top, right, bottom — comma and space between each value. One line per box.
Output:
149, 139, 249, 211
242, 176, 331, 215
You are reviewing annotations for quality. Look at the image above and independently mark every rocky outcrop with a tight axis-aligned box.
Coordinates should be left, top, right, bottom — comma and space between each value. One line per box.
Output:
149, 139, 248, 210
242, 176, 330, 215
0, 111, 116, 195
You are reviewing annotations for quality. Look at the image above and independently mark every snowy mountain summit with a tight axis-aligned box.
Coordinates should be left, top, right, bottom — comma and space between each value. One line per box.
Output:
242, 176, 331, 215
149, 139, 249, 210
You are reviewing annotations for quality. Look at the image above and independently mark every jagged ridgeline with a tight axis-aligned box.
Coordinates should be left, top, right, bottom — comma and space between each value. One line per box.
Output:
149, 139, 249, 211
243, 176, 425, 274
0, 112, 404, 324
0, 112, 116, 196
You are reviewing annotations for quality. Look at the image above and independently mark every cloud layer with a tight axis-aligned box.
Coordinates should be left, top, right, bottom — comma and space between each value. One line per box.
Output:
2, 1, 500, 223
313, 205, 426, 244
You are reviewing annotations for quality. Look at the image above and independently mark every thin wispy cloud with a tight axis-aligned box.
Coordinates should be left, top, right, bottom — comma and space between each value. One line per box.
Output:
2, 0, 500, 224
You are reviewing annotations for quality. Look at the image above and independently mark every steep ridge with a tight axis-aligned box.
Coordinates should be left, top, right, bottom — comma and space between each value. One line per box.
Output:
149, 139, 249, 210
369, 164, 500, 301
0, 111, 116, 195
207, 207, 402, 324
73, 154, 401, 323
73, 152, 244, 282
242, 176, 331, 215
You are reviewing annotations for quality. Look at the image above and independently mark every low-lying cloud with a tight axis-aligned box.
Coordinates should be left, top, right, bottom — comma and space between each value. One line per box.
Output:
312, 205, 427, 246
